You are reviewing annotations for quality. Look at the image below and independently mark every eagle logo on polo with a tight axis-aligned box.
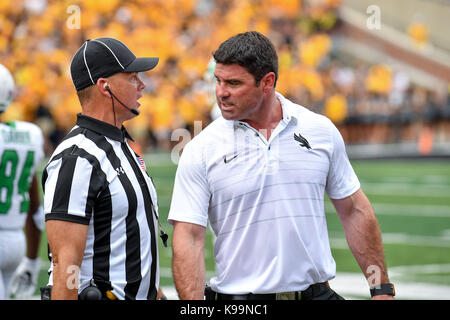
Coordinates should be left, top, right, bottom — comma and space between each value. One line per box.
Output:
294, 132, 312, 150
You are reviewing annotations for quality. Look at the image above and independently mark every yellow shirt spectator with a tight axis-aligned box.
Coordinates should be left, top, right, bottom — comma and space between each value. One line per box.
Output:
324, 93, 347, 124
407, 22, 429, 48
365, 64, 392, 95
299, 34, 331, 67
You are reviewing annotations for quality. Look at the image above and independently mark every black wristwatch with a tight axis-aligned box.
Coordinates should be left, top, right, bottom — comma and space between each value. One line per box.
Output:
370, 283, 395, 297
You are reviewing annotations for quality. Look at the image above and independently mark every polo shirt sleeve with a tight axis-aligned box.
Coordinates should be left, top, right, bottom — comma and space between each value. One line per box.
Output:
168, 140, 210, 227
44, 154, 106, 225
325, 122, 360, 199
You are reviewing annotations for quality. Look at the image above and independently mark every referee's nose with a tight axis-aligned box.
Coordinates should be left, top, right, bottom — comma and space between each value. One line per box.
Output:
137, 74, 146, 92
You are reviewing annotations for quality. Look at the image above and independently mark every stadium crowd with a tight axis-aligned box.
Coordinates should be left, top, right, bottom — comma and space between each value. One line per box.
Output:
1, 0, 449, 155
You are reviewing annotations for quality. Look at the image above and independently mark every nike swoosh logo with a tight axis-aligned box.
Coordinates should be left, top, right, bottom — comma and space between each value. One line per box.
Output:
224, 154, 239, 163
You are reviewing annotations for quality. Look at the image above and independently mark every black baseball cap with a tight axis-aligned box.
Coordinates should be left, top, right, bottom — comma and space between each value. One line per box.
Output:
70, 37, 159, 91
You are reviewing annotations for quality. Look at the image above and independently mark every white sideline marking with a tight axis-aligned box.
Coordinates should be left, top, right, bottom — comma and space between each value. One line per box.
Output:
362, 182, 450, 198
329, 232, 450, 248
329, 272, 450, 300
389, 263, 450, 276
162, 271, 450, 300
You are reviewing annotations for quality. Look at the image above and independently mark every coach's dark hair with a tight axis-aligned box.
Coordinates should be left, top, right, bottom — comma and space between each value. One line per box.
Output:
213, 31, 278, 87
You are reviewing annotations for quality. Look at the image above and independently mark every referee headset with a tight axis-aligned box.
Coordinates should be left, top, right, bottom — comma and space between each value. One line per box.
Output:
103, 82, 169, 248
104, 82, 139, 127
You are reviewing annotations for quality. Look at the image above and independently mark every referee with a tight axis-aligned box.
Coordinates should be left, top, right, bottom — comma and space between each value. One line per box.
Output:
43, 37, 163, 300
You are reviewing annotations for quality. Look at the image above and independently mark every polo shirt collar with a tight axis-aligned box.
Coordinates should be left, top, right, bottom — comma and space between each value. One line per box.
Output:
276, 92, 298, 125
76, 113, 134, 142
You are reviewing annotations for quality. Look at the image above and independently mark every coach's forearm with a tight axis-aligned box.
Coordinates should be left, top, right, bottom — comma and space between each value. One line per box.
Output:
172, 221, 206, 300
333, 189, 390, 285
344, 206, 389, 284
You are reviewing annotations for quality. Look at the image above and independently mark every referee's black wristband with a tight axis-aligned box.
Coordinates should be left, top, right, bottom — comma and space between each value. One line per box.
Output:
370, 283, 395, 297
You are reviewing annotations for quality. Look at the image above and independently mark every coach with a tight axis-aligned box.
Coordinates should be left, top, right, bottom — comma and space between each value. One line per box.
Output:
169, 31, 395, 300
43, 38, 163, 300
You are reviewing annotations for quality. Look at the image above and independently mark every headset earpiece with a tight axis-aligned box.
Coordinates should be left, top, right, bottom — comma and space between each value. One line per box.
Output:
105, 82, 139, 116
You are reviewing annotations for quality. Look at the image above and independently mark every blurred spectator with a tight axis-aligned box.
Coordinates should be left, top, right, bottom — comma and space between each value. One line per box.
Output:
324, 92, 347, 125
407, 18, 429, 49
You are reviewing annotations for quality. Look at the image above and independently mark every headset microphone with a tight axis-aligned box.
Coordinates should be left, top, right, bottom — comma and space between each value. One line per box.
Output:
105, 84, 139, 116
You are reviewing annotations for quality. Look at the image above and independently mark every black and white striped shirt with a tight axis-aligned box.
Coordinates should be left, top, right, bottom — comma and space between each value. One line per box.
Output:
43, 114, 159, 300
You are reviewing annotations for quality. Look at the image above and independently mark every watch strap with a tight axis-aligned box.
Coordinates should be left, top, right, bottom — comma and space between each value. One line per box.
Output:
370, 283, 395, 297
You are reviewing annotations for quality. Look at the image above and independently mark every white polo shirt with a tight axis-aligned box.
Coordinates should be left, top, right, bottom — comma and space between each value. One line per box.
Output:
168, 92, 360, 294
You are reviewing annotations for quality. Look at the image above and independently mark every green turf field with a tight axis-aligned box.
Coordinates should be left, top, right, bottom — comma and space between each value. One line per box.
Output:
35, 154, 450, 299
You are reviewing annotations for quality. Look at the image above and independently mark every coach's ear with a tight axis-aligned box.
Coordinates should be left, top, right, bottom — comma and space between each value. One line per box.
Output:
97, 78, 110, 98
260, 72, 276, 93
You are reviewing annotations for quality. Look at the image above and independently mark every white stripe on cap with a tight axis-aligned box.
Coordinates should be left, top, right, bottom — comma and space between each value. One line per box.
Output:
83, 41, 95, 85
91, 39, 125, 69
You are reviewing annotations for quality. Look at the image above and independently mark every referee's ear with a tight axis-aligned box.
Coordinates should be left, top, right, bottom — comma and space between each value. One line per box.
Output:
97, 78, 111, 98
